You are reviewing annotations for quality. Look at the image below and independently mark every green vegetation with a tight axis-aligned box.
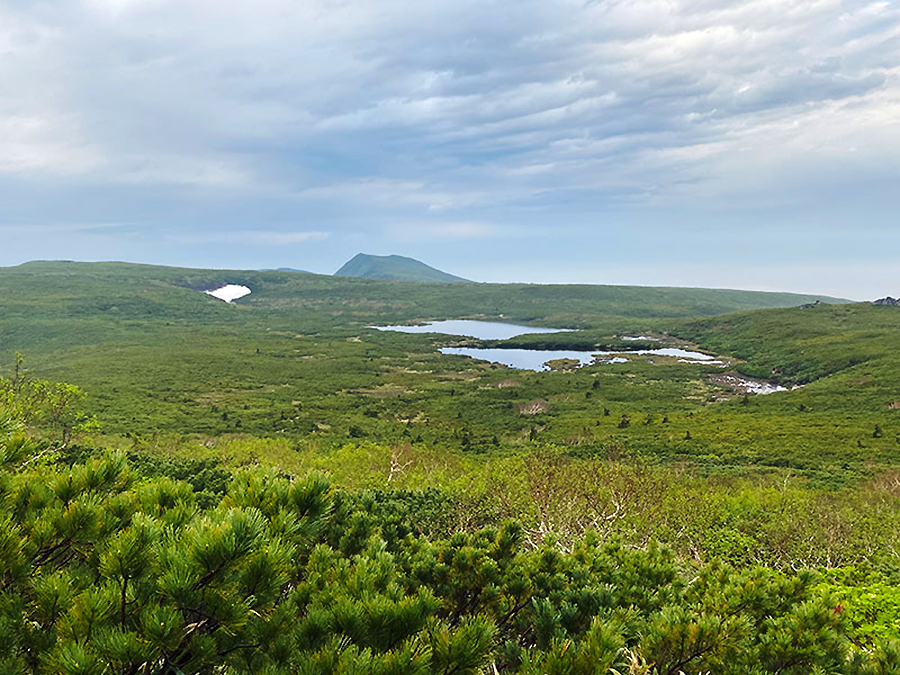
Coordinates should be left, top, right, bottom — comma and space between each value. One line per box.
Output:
0, 262, 860, 475
2, 260, 900, 672
2, 383, 900, 674
0, 261, 893, 485
334, 253, 472, 283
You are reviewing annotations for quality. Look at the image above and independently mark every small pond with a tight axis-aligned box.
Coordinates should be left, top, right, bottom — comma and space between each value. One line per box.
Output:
440, 347, 720, 372
370, 319, 570, 341
440, 347, 600, 371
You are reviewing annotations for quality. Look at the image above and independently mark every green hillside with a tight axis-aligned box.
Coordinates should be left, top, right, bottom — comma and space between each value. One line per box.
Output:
0, 260, 863, 465
0, 260, 849, 344
677, 302, 900, 386
334, 253, 472, 282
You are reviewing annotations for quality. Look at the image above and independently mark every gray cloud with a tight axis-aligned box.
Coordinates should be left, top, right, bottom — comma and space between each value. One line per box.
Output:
0, 0, 898, 296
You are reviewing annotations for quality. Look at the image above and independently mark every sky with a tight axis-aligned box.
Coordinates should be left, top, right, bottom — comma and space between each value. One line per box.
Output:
1, 0, 898, 299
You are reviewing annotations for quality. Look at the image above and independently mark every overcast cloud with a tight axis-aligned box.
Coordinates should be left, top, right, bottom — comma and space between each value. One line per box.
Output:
1, 0, 898, 297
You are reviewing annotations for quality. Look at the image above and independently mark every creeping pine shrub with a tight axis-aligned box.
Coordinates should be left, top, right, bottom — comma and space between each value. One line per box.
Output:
1, 402, 899, 673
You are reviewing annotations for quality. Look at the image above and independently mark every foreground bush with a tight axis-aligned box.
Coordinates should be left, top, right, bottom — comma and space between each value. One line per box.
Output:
1, 426, 898, 674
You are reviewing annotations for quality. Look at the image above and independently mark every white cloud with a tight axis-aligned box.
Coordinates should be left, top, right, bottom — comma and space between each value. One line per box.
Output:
169, 230, 330, 245
294, 179, 491, 212
0, 222, 128, 234
386, 221, 503, 241
0, 114, 101, 175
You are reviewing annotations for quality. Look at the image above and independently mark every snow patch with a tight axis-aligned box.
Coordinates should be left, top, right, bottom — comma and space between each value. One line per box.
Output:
205, 285, 251, 303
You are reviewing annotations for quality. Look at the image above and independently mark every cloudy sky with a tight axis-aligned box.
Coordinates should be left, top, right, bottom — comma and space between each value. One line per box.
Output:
1, 0, 898, 298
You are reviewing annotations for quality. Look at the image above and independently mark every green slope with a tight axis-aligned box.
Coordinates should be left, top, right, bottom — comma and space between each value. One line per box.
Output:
334, 253, 472, 282
674, 301, 900, 391
0, 260, 871, 473
0, 260, 849, 339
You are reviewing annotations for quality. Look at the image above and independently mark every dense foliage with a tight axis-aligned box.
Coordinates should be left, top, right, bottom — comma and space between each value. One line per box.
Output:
2, 427, 900, 674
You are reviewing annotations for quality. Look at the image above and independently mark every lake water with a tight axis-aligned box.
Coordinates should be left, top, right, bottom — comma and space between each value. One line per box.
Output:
440, 347, 600, 370
440, 346, 719, 371
371, 319, 571, 340
375, 319, 721, 371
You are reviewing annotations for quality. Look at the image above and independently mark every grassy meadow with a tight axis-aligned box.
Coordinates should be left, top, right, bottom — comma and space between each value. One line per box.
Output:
0, 261, 893, 485
3, 261, 900, 671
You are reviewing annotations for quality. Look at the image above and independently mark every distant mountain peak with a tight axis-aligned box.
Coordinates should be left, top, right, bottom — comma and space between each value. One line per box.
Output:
334, 253, 472, 283
260, 267, 311, 273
